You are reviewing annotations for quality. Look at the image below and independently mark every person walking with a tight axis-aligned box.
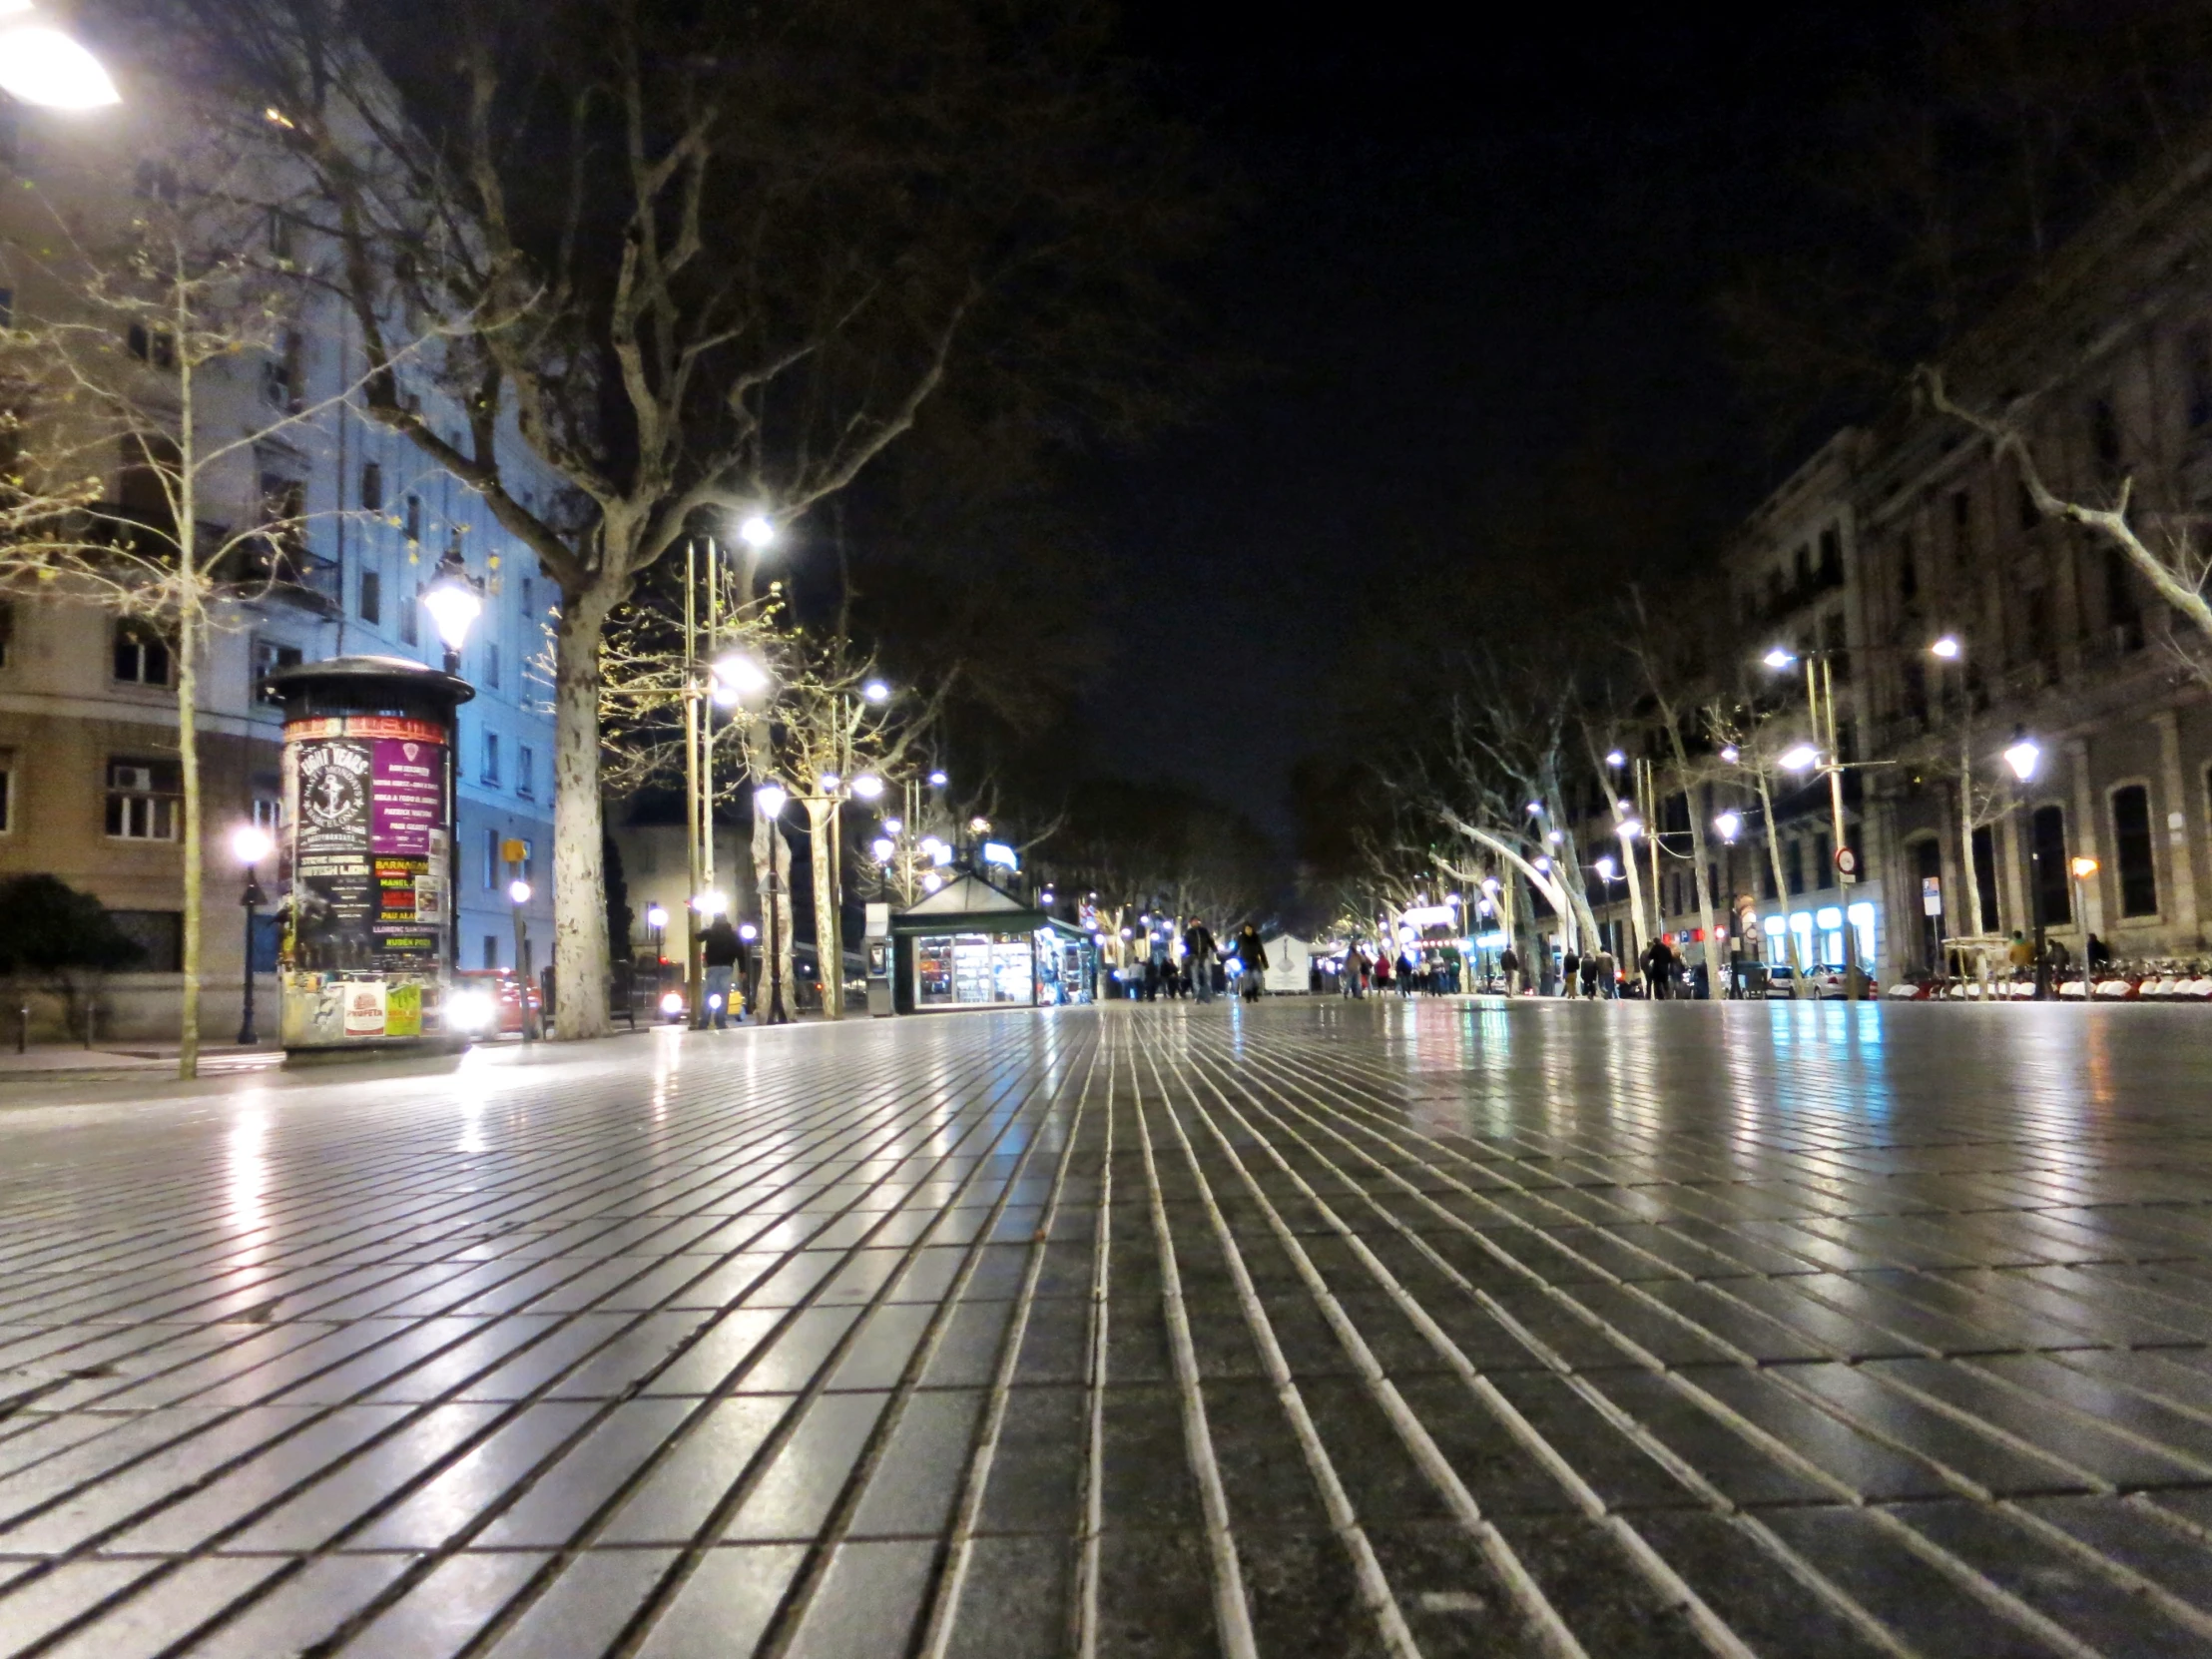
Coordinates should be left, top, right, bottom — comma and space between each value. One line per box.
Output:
2006, 929, 2034, 980
1185, 919, 1218, 1004
1233, 924, 1269, 1002
1642, 937, 1673, 1000
1561, 947, 1580, 998
1581, 950, 1601, 999
701, 915, 744, 1028
1372, 949, 1391, 996
2086, 931, 2112, 974
1499, 943, 1520, 995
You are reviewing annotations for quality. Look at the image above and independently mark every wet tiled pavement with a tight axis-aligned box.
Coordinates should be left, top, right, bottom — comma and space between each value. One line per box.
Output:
0, 1001, 2211, 1654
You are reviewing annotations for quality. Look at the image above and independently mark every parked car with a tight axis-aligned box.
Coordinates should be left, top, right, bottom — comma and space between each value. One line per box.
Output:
447, 967, 541, 1037
1762, 964, 1874, 1000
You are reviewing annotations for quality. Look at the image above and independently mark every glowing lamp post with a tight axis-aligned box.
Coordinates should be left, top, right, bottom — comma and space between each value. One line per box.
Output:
231, 825, 273, 1045
0, 7, 121, 109
2003, 736, 2050, 999
419, 545, 483, 677
755, 784, 792, 1025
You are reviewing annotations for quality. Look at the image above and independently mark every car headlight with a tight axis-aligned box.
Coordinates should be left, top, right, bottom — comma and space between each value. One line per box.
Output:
447, 989, 494, 1032
659, 991, 686, 1017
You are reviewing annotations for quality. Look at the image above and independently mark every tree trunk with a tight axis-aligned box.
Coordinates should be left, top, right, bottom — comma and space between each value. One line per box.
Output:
1664, 737, 1725, 994
176, 595, 202, 1079
752, 810, 795, 1020
807, 798, 841, 1018
1958, 734, 1984, 935
552, 589, 615, 1039
1755, 770, 1806, 994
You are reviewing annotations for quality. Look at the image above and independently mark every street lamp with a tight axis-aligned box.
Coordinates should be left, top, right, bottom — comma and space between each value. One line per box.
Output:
1526, 800, 1543, 815
0, 9, 121, 108
928, 770, 948, 788
1605, 750, 1627, 769
737, 513, 777, 550
420, 544, 483, 676
754, 784, 792, 1024
1720, 745, 1740, 764
861, 679, 891, 704
2069, 855, 2099, 992
1763, 646, 1797, 671
1713, 811, 1742, 843
711, 653, 771, 707
1778, 744, 1820, 773
231, 825, 272, 1046
1930, 635, 1961, 660
1594, 855, 1617, 881
507, 877, 538, 1039
2003, 736, 2048, 998
850, 774, 883, 801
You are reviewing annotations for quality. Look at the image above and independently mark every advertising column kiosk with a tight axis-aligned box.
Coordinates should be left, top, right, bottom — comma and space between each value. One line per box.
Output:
263, 655, 473, 1053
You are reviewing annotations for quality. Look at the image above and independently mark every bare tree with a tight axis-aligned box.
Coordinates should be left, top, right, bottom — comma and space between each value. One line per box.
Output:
0, 132, 366, 1074
148, 0, 1197, 1037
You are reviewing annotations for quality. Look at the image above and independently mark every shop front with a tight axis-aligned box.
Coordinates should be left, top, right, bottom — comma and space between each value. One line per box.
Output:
892, 872, 1097, 1013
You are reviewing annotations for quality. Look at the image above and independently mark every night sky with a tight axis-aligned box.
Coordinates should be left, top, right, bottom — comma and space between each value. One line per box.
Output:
1085, 2, 1924, 832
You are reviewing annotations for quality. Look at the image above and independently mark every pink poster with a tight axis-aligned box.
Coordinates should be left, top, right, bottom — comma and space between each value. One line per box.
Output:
370, 737, 444, 855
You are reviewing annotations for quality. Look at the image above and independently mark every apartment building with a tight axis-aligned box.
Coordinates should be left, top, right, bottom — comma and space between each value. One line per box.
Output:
0, 92, 558, 1037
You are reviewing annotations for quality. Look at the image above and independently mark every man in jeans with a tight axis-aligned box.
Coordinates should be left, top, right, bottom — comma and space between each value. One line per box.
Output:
1184, 919, 1218, 1003
701, 915, 744, 1027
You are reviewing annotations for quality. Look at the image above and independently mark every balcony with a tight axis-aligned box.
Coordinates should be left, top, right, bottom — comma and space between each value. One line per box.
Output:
224, 536, 340, 616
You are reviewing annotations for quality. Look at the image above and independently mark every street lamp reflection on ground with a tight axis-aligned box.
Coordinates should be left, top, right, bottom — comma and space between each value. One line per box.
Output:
0, 9, 121, 108
231, 825, 272, 1046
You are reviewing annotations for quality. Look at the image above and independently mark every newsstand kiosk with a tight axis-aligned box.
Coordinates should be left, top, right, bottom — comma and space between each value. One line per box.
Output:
263, 656, 473, 1055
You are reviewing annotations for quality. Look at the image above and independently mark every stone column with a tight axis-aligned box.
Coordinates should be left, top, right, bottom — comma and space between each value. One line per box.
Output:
2066, 738, 2107, 939
2152, 709, 2202, 948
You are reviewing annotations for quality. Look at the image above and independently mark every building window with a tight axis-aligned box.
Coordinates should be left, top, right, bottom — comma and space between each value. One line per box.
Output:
2188, 325, 2212, 429
253, 638, 302, 705
113, 620, 172, 686
400, 583, 420, 648
360, 462, 383, 512
2030, 804, 2071, 925
1759, 846, 1777, 900
1949, 489, 1971, 552
105, 758, 180, 839
481, 731, 500, 786
521, 837, 535, 881
404, 494, 422, 544
252, 795, 282, 831
483, 934, 499, 969
1898, 536, 1917, 603
1785, 839, 1804, 896
1816, 527, 1842, 584
2090, 396, 2122, 480
2016, 478, 2039, 530
0, 597, 12, 669
109, 910, 182, 971
262, 330, 301, 411
1812, 830, 1831, 887
0, 751, 12, 832
516, 744, 534, 801
2105, 549, 2142, 648
359, 567, 381, 626
2111, 785, 2159, 917
484, 827, 499, 889
484, 640, 501, 690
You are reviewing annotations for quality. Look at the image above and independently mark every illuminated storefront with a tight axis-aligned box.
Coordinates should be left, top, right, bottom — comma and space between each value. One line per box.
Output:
892, 871, 1096, 1013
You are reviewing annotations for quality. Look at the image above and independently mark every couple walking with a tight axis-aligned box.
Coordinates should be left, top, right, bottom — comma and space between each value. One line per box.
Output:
1182, 920, 1269, 1003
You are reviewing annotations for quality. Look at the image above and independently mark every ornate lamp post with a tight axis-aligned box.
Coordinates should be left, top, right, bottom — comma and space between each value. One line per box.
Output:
419, 544, 483, 678
231, 825, 273, 1045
